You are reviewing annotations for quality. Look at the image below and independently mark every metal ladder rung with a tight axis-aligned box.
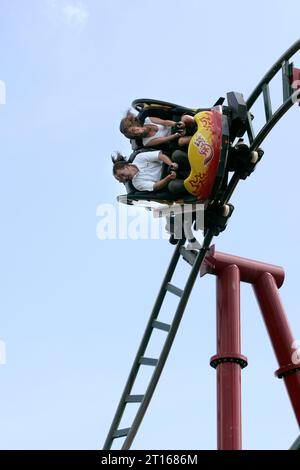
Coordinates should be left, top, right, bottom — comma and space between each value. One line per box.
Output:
152, 320, 170, 332
166, 282, 183, 298
139, 357, 158, 366
282, 60, 292, 101
113, 428, 130, 438
262, 83, 272, 121
125, 394, 144, 403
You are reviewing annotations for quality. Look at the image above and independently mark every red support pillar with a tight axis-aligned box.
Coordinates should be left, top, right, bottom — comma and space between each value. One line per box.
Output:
202, 246, 300, 447
210, 264, 248, 450
253, 272, 300, 426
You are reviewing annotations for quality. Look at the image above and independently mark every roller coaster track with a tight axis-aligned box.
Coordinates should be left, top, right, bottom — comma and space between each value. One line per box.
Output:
103, 40, 300, 450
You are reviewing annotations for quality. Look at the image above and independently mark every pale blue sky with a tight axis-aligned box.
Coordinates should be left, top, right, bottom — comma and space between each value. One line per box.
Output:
0, 0, 299, 450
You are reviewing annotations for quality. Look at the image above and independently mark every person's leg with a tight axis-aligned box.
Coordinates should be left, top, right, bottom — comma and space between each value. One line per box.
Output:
178, 136, 192, 147
172, 149, 190, 179
181, 115, 197, 139
172, 150, 190, 172
168, 178, 189, 195
181, 114, 196, 129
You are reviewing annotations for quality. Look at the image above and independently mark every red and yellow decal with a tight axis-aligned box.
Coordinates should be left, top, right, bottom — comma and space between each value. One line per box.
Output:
184, 108, 222, 200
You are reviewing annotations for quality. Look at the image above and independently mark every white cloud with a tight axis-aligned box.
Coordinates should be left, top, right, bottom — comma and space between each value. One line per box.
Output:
48, 0, 89, 27
62, 2, 89, 26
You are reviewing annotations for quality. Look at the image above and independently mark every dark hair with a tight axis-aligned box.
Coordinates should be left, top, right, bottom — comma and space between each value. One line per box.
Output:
111, 152, 129, 175
119, 110, 141, 139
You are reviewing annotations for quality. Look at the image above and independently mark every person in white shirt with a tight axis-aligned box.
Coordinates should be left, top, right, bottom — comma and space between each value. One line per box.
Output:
112, 149, 190, 194
119, 110, 196, 148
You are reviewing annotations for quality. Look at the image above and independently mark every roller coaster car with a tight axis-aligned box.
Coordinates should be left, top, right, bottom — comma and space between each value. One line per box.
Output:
117, 92, 256, 211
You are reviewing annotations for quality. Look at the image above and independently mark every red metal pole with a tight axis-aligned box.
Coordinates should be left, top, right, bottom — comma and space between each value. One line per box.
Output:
210, 264, 248, 450
253, 272, 300, 426
201, 245, 285, 287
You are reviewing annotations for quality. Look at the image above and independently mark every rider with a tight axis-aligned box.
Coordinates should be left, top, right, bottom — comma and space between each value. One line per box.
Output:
112, 149, 190, 194
119, 110, 196, 148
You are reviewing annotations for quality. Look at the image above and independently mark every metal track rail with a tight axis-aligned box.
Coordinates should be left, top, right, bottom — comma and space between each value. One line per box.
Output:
103, 40, 300, 450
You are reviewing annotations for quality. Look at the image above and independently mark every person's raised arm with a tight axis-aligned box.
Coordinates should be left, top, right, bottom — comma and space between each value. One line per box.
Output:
148, 116, 176, 127
153, 172, 176, 191
144, 132, 180, 147
158, 152, 178, 170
